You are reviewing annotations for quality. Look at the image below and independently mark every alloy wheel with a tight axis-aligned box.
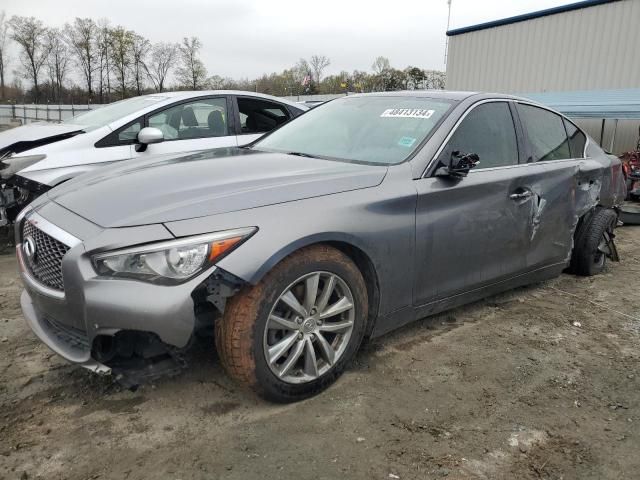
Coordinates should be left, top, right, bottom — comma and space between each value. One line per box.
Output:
595, 230, 612, 266
263, 271, 355, 384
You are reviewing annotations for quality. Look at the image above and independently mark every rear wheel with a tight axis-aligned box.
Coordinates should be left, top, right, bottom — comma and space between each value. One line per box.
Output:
570, 207, 618, 276
215, 245, 368, 402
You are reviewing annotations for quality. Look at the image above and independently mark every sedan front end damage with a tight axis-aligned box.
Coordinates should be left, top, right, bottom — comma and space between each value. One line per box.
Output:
15, 202, 253, 384
1, 155, 49, 227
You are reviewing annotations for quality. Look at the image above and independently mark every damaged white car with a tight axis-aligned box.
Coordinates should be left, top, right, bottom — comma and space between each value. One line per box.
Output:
0, 91, 307, 226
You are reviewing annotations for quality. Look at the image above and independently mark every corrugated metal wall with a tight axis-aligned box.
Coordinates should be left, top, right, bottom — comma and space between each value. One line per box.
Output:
446, 0, 640, 153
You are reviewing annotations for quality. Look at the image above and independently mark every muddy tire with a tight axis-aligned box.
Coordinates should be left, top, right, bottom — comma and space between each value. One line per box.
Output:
215, 244, 368, 402
570, 208, 618, 276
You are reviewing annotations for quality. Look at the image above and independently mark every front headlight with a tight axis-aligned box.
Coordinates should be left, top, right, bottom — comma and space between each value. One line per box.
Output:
92, 227, 257, 284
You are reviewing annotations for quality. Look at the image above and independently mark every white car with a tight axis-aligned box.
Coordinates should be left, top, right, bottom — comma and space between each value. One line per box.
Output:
0, 91, 308, 225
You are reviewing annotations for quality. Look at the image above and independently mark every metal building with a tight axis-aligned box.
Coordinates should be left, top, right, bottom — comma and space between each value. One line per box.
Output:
445, 0, 640, 153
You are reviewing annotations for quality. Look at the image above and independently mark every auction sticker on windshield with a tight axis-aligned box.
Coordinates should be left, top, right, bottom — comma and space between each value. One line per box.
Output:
397, 136, 417, 147
381, 108, 435, 119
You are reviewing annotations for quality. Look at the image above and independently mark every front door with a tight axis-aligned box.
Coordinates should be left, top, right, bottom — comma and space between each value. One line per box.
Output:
132, 96, 237, 158
413, 100, 532, 305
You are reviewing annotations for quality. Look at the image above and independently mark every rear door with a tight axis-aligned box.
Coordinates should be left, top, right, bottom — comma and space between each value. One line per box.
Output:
131, 96, 237, 158
512, 102, 587, 269
232, 96, 294, 146
413, 100, 532, 305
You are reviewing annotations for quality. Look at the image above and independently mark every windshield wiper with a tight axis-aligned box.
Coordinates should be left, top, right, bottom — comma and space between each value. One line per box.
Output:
285, 151, 318, 158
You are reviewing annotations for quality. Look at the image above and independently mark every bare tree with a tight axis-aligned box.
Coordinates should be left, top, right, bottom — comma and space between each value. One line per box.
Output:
293, 58, 310, 80
144, 42, 177, 92
45, 28, 70, 102
9, 16, 50, 101
0, 11, 9, 100
64, 18, 98, 99
176, 36, 207, 90
130, 33, 150, 96
96, 19, 111, 103
108, 26, 134, 98
206, 74, 237, 90
291, 58, 312, 94
309, 54, 330, 84
371, 56, 391, 75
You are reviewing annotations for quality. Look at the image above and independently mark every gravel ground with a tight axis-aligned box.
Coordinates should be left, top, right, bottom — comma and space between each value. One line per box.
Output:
1, 227, 639, 480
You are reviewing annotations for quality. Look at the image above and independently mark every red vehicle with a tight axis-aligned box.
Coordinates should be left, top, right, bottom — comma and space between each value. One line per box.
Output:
619, 131, 640, 224
620, 149, 640, 199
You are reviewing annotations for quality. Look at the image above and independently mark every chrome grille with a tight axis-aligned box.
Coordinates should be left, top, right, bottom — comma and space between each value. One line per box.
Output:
22, 220, 70, 291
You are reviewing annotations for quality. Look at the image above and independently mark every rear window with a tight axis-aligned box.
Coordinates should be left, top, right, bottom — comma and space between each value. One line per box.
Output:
517, 104, 571, 162
564, 119, 587, 158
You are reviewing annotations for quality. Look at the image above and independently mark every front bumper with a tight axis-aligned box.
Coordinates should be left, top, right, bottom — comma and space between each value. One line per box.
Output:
17, 202, 216, 370
20, 288, 111, 373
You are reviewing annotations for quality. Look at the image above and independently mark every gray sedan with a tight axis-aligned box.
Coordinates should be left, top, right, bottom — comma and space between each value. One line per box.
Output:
16, 92, 626, 402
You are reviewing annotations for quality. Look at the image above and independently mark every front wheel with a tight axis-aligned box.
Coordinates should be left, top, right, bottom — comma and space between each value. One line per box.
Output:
215, 245, 368, 402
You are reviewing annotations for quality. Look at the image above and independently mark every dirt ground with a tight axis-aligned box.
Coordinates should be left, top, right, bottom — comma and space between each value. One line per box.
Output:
0, 228, 639, 480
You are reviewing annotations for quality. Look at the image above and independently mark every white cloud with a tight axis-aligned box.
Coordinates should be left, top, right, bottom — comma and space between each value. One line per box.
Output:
2, 0, 569, 84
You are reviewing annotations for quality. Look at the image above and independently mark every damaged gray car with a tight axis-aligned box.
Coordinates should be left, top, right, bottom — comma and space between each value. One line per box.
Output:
16, 92, 626, 402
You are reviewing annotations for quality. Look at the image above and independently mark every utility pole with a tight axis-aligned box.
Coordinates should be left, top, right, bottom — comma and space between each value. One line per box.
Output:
444, 0, 453, 68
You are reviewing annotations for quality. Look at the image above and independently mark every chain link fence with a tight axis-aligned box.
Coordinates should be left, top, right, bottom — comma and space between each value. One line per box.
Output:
0, 103, 102, 126
0, 94, 348, 128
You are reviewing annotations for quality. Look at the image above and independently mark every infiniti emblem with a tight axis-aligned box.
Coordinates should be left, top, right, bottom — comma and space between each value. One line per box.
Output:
23, 236, 36, 260
302, 318, 316, 334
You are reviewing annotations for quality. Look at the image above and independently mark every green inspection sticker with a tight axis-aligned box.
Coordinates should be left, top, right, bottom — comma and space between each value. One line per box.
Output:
398, 136, 417, 147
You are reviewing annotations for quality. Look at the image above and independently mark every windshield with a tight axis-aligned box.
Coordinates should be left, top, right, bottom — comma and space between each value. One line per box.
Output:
254, 96, 453, 165
65, 95, 168, 132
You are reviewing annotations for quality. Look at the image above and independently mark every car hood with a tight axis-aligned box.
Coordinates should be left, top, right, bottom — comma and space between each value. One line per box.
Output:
48, 148, 388, 228
0, 122, 85, 155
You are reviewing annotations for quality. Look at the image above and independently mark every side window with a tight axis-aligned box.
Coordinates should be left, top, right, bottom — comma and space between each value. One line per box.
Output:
118, 121, 142, 143
237, 97, 291, 134
148, 97, 228, 141
564, 119, 587, 158
437, 102, 518, 170
517, 104, 571, 161
95, 119, 142, 147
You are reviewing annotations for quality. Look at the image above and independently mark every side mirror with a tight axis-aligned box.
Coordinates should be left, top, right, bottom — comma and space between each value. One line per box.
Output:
135, 127, 164, 152
435, 151, 480, 178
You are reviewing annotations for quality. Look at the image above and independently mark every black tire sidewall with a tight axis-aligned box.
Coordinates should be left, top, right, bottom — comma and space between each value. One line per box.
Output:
251, 253, 367, 402
572, 208, 617, 276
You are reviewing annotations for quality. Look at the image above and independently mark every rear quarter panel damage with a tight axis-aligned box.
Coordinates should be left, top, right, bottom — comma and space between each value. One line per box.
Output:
564, 143, 626, 263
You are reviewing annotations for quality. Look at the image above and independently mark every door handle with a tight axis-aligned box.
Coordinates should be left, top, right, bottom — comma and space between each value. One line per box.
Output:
509, 190, 533, 200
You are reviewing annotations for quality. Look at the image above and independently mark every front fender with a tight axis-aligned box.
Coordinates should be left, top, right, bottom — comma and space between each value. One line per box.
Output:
238, 231, 377, 285
18, 162, 120, 188
164, 163, 418, 319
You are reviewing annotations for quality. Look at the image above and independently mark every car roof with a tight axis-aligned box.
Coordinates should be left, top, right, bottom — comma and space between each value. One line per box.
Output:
346, 90, 480, 101
344, 90, 560, 104
140, 90, 308, 110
